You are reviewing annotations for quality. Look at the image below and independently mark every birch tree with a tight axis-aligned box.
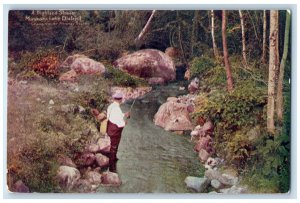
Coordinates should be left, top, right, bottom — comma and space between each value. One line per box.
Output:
134, 10, 156, 45
211, 10, 219, 58
267, 10, 279, 134
222, 10, 234, 91
239, 10, 248, 68
262, 10, 267, 64
276, 10, 291, 122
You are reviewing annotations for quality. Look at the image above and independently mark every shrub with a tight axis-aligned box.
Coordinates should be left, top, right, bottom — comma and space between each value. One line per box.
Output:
15, 48, 66, 79
193, 79, 267, 167
104, 65, 147, 87
190, 56, 216, 79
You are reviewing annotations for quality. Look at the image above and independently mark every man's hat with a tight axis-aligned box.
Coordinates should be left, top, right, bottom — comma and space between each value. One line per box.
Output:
112, 92, 123, 99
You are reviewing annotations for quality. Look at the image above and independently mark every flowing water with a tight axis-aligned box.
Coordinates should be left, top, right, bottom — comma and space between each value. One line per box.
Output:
97, 82, 205, 193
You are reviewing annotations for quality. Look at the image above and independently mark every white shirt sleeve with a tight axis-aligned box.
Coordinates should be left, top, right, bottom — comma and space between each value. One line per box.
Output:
107, 102, 125, 128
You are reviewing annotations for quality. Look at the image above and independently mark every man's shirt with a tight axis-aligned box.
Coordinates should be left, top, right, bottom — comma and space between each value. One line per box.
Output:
107, 101, 125, 128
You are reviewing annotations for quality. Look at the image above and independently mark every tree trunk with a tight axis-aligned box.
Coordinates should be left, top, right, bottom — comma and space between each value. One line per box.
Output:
191, 10, 199, 56
134, 10, 156, 45
267, 10, 279, 134
262, 10, 267, 64
239, 10, 248, 68
222, 10, 234, 91
276, 10, 291, 122
177, 11, 188, 65
211, 10, 219, 58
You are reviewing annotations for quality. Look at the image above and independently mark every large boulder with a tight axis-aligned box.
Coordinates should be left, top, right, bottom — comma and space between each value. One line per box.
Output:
56, 166, 81, 190
184, 176, 209, 192
154, 98, 193, 131
101, 172, 122, 186
113, 49, 176, 84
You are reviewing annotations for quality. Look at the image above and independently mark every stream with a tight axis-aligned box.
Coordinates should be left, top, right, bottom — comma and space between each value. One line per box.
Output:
97, 81, 205, 193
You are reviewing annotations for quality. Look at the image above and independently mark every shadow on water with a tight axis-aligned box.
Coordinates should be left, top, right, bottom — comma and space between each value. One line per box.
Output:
97, 81, 205, 193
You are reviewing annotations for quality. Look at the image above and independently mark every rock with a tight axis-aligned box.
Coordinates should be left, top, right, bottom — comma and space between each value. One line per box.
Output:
188, 77, 200, 94
220, 185, 248, 194
198, 149, 210, 163
97, 135, 111, 153
77, 105, 86, 114
85, 171, 102, 185
101, 172, 122, 186
95, 153, 109, 167
205, 157, 223, 170
113, 49, 176, 84
221, 173, 239, 186
205, 169, 236, 186
13, 180, 30, 193
49, 99, 54, 105
194, 136, 213, 153
184, 69, 191, 80
110, 86, 152, 102
184, 176, 209, 192
153, 95, 195, 131
71, 57, 105, 75
56, 166, 81, 190
211, 179, 222, 190
75, 152, 95, 167
192, 121, 214, 140
59, 69, 77, 82
86, 144, 101, 153
57, 154, 77, 168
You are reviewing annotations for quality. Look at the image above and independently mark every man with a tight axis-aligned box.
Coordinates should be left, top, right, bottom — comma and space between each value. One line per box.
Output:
106, 92, 130, 172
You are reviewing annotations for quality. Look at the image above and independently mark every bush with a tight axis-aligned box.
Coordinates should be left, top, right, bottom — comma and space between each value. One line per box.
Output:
190, 56, 216, 79
15, 48, 67, 79
193, 79, 267, 167
104, 65, 147, 87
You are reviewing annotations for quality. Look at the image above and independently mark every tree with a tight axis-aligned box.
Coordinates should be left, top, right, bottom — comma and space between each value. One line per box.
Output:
262, 10, 267, 64
222, 10, 234, 91
267, 10, 279, 134
239, 10, 248, 68
276, 10, 291, 122
191, 10, 200, 56
134, 10, 156, 46
211, 10, 219, 59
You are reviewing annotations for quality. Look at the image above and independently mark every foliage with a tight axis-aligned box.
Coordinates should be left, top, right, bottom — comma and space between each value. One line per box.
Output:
242, 87, 291, 193
104, 65, 148, 87
15, 48, 66, 78
193, 60, 267, 168
189, 56, 216, 78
